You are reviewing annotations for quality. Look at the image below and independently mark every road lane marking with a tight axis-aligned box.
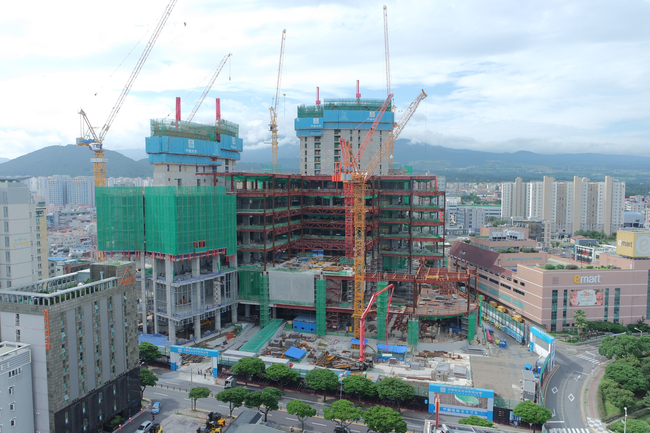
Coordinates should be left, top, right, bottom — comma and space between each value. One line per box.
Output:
286, 418, 298, 421
313, 423, 327, 427
552, 387, 558, 394
154, 392, 169, 396
568, 394, 574, 401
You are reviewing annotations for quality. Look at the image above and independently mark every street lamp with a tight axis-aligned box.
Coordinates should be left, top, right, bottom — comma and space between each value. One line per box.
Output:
624, 407, 628, 433
635, 327, 643, 337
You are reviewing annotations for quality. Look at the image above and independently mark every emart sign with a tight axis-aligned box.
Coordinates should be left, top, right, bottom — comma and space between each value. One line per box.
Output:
573, 274, 601, 284
616, 231, 650, 258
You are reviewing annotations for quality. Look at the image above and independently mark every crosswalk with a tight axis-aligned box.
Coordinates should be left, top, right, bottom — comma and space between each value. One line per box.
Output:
587, 417, 609, 433
549, 428, 592, 433
576, 354, 600, 365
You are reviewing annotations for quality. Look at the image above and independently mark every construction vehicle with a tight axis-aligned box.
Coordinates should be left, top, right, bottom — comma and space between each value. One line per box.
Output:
330, 361, 372, 371
196, 412, 226, 433
76, 0, 177, 187
151, 424, 163, 433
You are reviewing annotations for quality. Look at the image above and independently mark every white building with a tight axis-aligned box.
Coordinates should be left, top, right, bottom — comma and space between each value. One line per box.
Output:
0, 342, 34, 432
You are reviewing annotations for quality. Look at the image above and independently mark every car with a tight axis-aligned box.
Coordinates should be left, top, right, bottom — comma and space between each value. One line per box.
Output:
151, 401, 161, 414
136, 420, 153, 433
334, 427, 351, 433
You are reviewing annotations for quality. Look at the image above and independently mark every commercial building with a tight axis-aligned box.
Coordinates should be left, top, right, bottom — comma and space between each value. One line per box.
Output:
0, 341, 34, 432
501, 176, 625, 236
0, 179, 47, 288
0, 262, 140, 433
449, 230, 650, 332
294, 98, 395, 175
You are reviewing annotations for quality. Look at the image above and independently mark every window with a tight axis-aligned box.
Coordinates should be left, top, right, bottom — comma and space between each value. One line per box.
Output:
4, 252, 9, 262
14, 330, 19, 342
10, 418, 15, 427
3, 222, 8, 232
2, 207, 7, 217
8, 386, 13, 395
14, 314, 19, 326
9, 402, 14, 411
4, 237, 8, 248
5, 266, 9, 277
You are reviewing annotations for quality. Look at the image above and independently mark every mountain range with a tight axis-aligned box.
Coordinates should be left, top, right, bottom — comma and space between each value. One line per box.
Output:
1, 142, 648, 186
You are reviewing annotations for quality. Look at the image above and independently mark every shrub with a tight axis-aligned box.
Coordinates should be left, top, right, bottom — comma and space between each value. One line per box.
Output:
544, 264, 556, 270
555, 264, 565, 270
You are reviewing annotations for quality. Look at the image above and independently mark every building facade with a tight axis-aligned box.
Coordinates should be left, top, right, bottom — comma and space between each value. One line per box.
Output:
0, 262, 141, 433
0, 341, 34, 432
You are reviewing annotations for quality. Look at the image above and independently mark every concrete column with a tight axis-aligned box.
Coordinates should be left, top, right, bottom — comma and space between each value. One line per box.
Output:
140, 256, 147, 334
152, 258, 160, 334
212, 255, 220, 273
272, 307, 277, 319
194, 315, 201, 341
231, 304, 238, 324
165, 259, 174, 342
245, 304, 251, 318
192, 257, 200, 277
215, 309, 222, 331
244, 252, 251, 264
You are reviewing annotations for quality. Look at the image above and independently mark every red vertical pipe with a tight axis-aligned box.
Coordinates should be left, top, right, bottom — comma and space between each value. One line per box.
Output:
316, 87, 321, 105
216, 98, 221, 121
356, 80, 361, 99
175, 97, 181, 121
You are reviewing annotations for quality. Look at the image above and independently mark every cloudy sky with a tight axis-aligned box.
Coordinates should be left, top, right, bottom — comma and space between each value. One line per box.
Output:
2, 0, 650, 161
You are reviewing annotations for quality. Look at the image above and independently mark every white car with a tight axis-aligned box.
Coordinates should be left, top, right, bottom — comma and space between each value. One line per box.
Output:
136, 420, 153, 433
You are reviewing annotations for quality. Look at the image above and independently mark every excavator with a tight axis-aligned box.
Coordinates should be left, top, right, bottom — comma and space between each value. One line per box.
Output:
196, 412, 226, 433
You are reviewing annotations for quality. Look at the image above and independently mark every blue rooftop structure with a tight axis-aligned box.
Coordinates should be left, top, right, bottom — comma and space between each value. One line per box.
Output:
284, 346, 307, 360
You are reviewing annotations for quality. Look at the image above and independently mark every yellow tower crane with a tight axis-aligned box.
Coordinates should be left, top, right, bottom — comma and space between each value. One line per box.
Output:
346, 90, 428, 339
76, 0, 178, 187
269, 29, 286, 173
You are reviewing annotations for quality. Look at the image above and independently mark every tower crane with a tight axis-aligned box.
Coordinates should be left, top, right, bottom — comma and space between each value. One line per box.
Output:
76, 0, 178, 187
186, 54, 232, 123
383, 5, 396, 172
346, 90, 428, 339
269, 30, 286, 172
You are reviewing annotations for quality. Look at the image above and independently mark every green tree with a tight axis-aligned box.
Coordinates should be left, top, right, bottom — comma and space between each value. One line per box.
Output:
244, 390, 262, 410
574, 310, 587, 340
305, 368, 339, 402
605, 360, 649, 392
458, 415, 495, 428
139, 368, 159, 397
643, 390, 650, 408
216, 387, 249, 418
343, 375, 377, 403
232, 357, 266, 386
610, 419, 650, 433
258, 388, 284, 422
376, 377, 415, 413
323, 399, 362, 430
362, 405, 408, 433
265, 363, 299, 390
139, 342, 161, 364
513, 401, 553, 433
604, 387, 637, 412
599, 335, 645, 359
287, 400, 317, 432
599, 378, 618, 400
188, 386, 211, 411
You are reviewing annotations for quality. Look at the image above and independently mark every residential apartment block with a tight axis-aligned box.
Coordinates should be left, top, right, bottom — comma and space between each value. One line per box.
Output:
0, 179, 47, 288
501, 176, 625, 235
0, 341, 34, 432
0, 262, 140, 433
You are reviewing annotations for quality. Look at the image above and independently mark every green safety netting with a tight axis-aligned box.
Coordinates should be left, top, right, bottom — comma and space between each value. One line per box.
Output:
376, 282, 388, 339
383, 256, 408, 270
316, 280, 326, 336
97, 187, 145, 251
238, 269, 262, 301
239, 318, 283, 353
260, 273, 269, 328
151, 118, 239, 141
408, 319, 419, 346
144, 186, 236, 256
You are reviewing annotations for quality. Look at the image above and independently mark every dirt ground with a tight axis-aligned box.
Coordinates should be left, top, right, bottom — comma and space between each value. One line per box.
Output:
470, 325, 541, 400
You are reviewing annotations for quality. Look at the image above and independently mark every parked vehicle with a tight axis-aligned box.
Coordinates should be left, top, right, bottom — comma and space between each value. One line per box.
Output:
152, 401, 161, 414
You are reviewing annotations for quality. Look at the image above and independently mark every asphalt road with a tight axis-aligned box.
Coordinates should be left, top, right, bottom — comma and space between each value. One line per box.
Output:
545, 344, 602, 433
119, 376, 433, 433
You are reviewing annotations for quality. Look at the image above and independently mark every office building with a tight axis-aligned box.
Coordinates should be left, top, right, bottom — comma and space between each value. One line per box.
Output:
0, 262, 140, 433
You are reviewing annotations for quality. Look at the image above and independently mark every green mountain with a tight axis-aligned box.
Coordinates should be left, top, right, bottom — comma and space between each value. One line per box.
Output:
0, 145, 154, 178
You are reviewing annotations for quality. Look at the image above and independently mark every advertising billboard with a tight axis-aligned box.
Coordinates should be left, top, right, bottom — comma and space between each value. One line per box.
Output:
616, 231, 650, 258
569, 289, 604, 306
428, 384, 494, 420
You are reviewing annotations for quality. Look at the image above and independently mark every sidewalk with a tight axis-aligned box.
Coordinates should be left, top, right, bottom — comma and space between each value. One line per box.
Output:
581, 362, 608, 433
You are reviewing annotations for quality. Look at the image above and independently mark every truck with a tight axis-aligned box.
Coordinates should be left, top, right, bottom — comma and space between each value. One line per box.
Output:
224, 376, 237, 389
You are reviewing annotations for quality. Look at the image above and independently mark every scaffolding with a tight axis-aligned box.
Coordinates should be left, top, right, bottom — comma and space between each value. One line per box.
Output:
238, 269, 261, 302
259, 273, 269, 329
144, 186, 236, 256
96, 187, 145, 252
297, 105, 324, 118
316, 279, 326, 336
150, 118, 239, 141
323, 98, 393, 112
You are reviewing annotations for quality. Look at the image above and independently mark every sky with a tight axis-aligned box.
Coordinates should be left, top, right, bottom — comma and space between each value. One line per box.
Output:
2, 0, 650, 161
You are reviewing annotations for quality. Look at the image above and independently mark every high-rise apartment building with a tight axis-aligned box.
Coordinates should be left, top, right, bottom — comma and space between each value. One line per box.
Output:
0, 341, 35, 431
46, 175, 71, 206
501, 176, 625, 235
69, 176, 96, 207
0, 179, 47, 288
0, 262, 141, 433
294, 99, 395, 175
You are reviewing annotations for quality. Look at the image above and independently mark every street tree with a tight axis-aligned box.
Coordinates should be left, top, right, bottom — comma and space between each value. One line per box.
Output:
232, 357, 266, 386
216, 387, 249, 418
139, 342, 161, 364
287, 400, 317, 432
603, 387, 637, 413
305, 368, 339, 402
573, 310, 587, 340
139, 368, 159, 397
644, 390, 650, 408
605, 360, 649, 392
513, 401, 553, 433
265, 363, 299, 390
362, 405, 408, 433
459, 416, 495, 428
611, 419, 650, 433
244, 390, 262, 410
599, 335, 645, 359
188, 387, 211, 411
376, 377, 415, 413
259, 387, 284, 422
323, 399, 361, 430
343, 375, 377, 403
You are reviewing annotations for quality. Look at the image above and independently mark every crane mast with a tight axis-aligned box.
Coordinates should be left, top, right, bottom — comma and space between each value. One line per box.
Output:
350, 90, 428, 339
187, 54, 232, 123
269, 29, 286, 172
76, 0, 178, 187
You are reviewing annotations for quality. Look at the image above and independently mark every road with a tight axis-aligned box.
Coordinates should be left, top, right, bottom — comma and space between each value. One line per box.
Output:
119, 376, 432, 433
545, 344, 602, 433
